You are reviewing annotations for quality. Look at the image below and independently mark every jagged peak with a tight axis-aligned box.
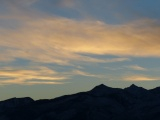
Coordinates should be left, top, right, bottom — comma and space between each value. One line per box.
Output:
97, 84, 107, 87
125, 84, 146, 91
89, 84, 121, 96
130, 84, 139, 88
92, 84, 111, 90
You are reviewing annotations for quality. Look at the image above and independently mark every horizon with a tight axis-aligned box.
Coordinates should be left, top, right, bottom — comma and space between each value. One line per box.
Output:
0, 83, 158, 101
0, 0, 160, 101
0, 83, 159, 101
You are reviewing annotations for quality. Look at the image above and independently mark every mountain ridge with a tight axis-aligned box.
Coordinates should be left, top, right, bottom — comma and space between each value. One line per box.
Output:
1, 84, 160, 120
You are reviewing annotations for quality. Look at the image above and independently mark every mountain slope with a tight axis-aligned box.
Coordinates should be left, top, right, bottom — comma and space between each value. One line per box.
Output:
1, 84, 160, 120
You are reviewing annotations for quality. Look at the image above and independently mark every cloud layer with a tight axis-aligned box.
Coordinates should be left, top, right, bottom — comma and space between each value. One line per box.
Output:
0, 0, 160, 85
0, 18, 160, 65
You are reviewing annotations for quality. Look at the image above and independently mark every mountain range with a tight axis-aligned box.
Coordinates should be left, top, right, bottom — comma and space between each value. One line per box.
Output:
1, 84, 160, 120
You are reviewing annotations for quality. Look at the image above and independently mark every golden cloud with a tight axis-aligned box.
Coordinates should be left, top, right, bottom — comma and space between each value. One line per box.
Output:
0, 17, 160, 65
0, 67, 68, 85
123, 75, 159, 81
72, 70, 103, 78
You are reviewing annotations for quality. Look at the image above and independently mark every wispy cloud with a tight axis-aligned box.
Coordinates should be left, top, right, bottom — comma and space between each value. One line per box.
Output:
123, 74, 159, 81
71, 70, 103, 78
0, 17, 159, 66
0, 1, 160, 84
126, 65, 147, 71
0, 67, 68, 85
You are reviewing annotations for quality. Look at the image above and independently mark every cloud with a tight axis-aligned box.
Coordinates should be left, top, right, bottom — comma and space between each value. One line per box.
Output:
123, 75, 159, 81
126, 65, 147, 71
0, 67, 68, 85
105, 64, 148, 71
71, 70, 103, 78
0, 0, 159, 84
0, 10, 160, 66
1, 18, 160, 57
0, 0, 44, 21
0, 17, 131, 65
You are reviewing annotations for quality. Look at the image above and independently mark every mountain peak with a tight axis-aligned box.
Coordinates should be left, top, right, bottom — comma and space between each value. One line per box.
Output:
129, 84, 147, 90
92, 84, 110, 90
130, 84, 138, 88
97, 84, 107, 87
126, 84, 145, 90
125, 84, 147, 96
89, 84, 120, 96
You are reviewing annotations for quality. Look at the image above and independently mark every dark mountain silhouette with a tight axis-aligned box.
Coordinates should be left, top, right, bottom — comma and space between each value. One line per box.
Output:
1, 84, 160, 120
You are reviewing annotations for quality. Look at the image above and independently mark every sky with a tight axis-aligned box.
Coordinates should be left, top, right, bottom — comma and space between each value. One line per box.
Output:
0, 0, 160, 100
